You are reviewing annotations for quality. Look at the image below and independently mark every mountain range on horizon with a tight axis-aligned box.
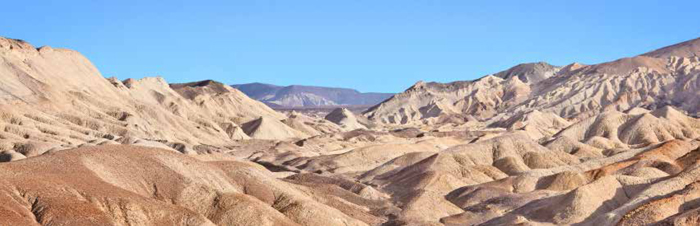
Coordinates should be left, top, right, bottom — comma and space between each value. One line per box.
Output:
231, 82, 394, 108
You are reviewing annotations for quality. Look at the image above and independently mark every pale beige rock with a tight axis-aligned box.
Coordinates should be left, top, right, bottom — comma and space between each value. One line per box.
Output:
325, 108, 368, 130
365, 38, 700, 125
1, 36, 700, 226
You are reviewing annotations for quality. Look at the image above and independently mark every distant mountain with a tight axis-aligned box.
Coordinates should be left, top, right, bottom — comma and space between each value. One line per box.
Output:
231, 83, 394, 108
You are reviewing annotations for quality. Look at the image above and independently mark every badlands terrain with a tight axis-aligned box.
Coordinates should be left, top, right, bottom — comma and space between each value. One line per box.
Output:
1, 35, 700, 226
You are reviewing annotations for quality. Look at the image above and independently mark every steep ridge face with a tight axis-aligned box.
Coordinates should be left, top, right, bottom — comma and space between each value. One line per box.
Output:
232, 83, 394, 108
0, 37, 307, 157
643, 37, 700, 58
364, 62, 559, 124
365, 38, 700, 125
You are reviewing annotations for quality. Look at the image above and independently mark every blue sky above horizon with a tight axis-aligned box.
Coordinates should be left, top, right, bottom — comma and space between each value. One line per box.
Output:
2, 0, 699, 93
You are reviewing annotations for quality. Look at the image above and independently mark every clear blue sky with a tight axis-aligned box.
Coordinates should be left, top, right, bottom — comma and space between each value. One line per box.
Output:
2, 0, 699, 93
